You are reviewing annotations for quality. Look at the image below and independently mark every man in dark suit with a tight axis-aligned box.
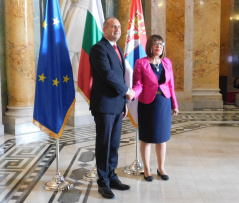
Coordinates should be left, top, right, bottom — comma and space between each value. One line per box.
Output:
89, 17, 135, 199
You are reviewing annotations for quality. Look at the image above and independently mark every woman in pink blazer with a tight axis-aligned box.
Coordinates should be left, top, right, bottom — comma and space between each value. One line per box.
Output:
133, 34, 179, 182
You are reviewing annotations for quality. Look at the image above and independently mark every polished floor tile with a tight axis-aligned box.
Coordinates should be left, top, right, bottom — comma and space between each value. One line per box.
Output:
0, 106, 239, 202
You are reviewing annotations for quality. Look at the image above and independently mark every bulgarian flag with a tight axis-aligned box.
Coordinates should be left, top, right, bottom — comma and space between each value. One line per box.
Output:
77, 0, 104, 103
124, 0, 147, 128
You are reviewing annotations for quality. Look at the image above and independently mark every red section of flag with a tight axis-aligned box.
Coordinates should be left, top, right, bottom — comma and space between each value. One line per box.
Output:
77, 49, 92, 102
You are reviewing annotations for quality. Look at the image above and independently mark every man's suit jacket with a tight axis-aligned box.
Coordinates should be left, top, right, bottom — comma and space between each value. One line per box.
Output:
89, 37, 128, 114
133, 57, 178, 109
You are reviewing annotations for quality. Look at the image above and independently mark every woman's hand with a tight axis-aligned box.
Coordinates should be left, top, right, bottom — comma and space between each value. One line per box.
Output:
172, 109, 179, 116
126, 88, 135, 101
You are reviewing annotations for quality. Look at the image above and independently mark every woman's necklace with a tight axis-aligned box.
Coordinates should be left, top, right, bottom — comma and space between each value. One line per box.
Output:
154, 62, 160, 72
150, 58, 161, 72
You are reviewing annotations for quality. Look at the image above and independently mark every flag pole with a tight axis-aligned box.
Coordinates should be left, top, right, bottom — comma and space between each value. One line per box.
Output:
77, 0, 104, 182
83, 164, 98, 182
124, 129, 144, 175
122, 0, 146, 176
43, 139, 74, 191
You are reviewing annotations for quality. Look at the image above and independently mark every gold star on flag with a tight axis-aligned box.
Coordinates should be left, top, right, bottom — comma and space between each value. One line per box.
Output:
43, 20, 47, 29
63, 75, 70, 83
53, 17, 60, 25
39, 73, 46, 82
52, 78, 59, 87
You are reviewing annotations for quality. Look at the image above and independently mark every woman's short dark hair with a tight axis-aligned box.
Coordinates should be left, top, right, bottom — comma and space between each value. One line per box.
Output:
145, 34, 166, 59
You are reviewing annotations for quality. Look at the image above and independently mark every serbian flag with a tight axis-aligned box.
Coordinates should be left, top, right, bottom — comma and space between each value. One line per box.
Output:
124, 0, 147, 127
77, 0, 104, 103
33, 0, 75, 139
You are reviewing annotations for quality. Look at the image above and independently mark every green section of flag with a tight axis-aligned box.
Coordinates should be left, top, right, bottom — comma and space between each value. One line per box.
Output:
81, 11, 103, 55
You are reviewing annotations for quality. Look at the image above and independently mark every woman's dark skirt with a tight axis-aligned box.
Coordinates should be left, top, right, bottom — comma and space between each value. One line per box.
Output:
138, 93, 171, 143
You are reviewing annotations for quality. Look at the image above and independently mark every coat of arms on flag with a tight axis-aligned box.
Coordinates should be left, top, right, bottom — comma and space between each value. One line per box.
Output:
124, 0, 147, 127
125, 9, 147, 59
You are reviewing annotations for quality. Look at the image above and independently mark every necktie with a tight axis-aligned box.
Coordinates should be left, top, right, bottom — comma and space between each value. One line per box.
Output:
113, 45, 122, 63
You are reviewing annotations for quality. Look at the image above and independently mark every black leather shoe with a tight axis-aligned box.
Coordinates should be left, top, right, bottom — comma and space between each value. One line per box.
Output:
98, 187, 115, 199
157, 169, 169, 181
110, 181, 131, 190
144, 175, 153, 182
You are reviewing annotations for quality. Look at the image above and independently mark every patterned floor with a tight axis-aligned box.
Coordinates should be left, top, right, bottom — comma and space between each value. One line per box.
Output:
0, 106, 239, 203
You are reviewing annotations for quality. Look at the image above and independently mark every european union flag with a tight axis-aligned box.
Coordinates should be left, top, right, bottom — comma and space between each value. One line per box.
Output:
33, 0, 75, 139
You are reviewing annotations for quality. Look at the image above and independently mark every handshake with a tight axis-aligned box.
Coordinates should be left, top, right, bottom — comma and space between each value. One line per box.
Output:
126, 88, 135, 101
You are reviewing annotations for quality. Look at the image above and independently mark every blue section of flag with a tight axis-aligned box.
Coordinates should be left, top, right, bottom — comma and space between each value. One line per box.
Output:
125, 44, 146, 69
33, 0, 75, 136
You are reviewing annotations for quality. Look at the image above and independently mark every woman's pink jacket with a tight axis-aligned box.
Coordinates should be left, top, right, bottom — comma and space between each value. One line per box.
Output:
132, 57, 178, 109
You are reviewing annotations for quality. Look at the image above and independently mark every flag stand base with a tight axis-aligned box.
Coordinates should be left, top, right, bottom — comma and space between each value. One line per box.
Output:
124, 130, 144, 175
124, 159, 144, 175
83, 165, 98, 182
43, 139, 73, 191
43, 173, 74, 191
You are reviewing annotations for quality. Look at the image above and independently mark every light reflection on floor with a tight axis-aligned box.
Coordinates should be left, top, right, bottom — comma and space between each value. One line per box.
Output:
0, 106, 239, 203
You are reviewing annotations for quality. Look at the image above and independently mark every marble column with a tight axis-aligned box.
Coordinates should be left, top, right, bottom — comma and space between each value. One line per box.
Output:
59, 0, 94, 127
151, 0, 166, 40
166, 0, 185, 92
0, 69, 4, 136
144, 0, 151, 37
166, 0, 193, 110
118, 0, 131, 51
102, 0, 118, 19
3, 0, 39, 134
147, 0, 193, 110
192, 0, 223, 108
0, 0, 5, 136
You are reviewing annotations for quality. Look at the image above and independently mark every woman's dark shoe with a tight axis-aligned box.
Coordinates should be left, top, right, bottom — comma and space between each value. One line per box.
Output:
140, 168, 152, 175
144, 175, 153, 182
157, 169, 169, 181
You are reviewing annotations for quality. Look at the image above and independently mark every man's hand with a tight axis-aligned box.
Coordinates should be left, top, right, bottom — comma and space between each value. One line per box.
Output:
126, 88, 135, 101
122, 104, 128, 118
